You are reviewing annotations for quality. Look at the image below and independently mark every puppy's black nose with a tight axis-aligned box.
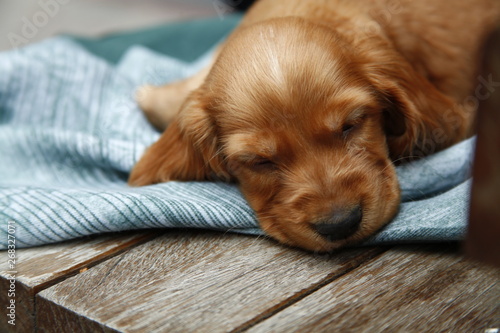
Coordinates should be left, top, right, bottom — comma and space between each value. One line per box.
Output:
314, 206, 362, 241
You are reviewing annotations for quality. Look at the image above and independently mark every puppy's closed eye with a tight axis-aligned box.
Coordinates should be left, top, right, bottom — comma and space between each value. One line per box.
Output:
341, 123, 356, 136
249, 157, 277, 171
232, 154, 277, 173
341, 112, 367, 137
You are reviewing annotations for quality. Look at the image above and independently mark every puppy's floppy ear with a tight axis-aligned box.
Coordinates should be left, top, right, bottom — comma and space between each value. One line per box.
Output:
128, 90, 230, 186
364, 51, 469, 160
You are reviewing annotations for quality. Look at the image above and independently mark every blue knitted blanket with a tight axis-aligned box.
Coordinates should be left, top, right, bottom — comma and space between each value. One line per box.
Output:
0, 38, 473, 249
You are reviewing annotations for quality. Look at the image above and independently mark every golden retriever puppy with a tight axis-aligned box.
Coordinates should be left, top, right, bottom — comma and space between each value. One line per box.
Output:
129, 0, 500, 252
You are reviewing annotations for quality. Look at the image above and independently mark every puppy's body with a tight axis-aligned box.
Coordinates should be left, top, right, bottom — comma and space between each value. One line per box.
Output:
130, 0, 500, 251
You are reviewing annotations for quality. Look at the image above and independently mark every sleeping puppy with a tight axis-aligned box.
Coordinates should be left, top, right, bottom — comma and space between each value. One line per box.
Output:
129, 0, 500, 252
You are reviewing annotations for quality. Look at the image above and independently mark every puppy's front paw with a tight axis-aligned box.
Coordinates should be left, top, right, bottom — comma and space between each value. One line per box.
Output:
135, 85, 172, 131
135, 85, 155, 113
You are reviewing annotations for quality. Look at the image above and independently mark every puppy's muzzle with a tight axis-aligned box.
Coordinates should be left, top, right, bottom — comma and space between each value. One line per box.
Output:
313, 206, 362, 241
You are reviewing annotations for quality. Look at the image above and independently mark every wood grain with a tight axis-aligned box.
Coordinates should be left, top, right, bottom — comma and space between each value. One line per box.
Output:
36, 231, 386, 333
37, 298, 119, 333
0, 231, 159, 333
247, 245, 500, 333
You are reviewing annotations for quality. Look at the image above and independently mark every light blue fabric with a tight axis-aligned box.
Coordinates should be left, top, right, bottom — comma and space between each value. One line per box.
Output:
0, 38, 473, 249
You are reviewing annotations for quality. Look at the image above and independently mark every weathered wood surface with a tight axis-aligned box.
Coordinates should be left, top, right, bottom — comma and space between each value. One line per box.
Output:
2, 230, 497, 333
247, 245, 500, 333
36, 231, 385, 333
0, 231, 159, 333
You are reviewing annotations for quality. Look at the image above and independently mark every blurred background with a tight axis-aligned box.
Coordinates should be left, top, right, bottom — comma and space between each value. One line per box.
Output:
0, 0, 254, 52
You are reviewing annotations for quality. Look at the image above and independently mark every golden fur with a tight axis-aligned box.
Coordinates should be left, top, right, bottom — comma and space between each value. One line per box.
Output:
129, 0, 500, 251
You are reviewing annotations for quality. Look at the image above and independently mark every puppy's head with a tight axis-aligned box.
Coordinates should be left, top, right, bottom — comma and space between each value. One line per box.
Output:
130, 18, 465, 251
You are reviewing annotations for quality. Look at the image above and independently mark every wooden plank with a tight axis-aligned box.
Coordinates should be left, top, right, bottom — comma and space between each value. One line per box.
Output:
247, 245, 500, 333
37, 300, 119, 333
466, 25, 500, 267
36, 231, 386, 333
0, 231, 159, 333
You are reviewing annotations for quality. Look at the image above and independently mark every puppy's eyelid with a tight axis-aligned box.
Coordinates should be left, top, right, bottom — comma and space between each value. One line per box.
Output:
341, 110, 366, 137
342, 123, 355, 134
249, 156, 278, 171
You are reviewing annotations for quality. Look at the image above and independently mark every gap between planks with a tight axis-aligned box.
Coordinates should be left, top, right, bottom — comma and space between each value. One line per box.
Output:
230, 246, 388, 333
246, 244, 500, 332
35, 231, 389, 333
0, 230, 162, 333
